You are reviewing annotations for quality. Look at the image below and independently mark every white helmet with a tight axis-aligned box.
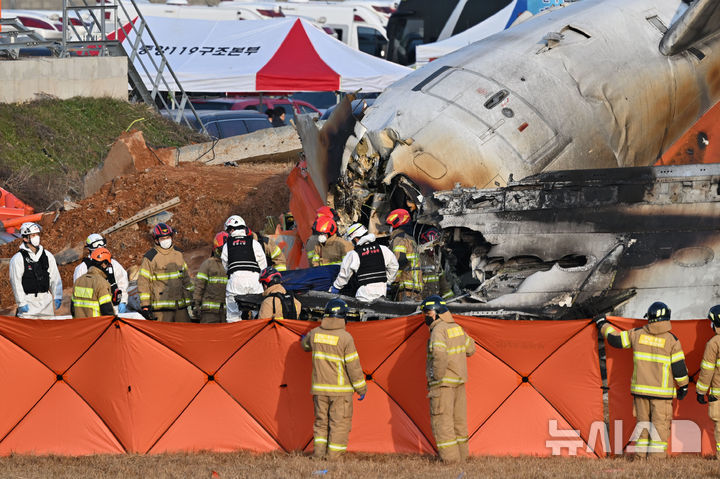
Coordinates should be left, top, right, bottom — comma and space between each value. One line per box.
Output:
224, 215, 246, 230
346, 223, 367, 241
19, 222, 41, 237
85, 233, 106, 250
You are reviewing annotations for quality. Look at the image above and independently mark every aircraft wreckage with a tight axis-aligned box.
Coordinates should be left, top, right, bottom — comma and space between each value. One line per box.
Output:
293, 0, 720, 319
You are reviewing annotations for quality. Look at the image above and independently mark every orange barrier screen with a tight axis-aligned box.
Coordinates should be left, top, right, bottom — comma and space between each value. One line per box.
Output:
604, 317, 715, 455
0, 315, 602, 456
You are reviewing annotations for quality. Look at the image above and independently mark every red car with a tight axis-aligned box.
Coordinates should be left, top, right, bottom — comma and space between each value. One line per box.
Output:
190, 97, 321, 124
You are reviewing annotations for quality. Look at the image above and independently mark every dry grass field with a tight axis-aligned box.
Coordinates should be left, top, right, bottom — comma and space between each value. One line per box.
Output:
1, 452, 720, 479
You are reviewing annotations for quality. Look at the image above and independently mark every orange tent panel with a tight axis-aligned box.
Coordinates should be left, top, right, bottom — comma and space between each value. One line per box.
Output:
0, 316, 114, 374
347, 316, 424, 374
127, 318, 270, 374
348, 382, 435, 454
0, 335, 56, 441
150, 381, 282, 454
217, 321, 314, 451
469, 383, 596, 457
0, 382, 125, 455
64, 321, 207, 453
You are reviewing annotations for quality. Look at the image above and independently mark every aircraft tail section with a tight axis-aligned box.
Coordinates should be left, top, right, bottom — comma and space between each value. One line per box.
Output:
660, 0, 720, 56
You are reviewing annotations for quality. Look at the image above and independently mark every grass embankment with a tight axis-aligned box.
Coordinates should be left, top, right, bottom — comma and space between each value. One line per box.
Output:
0, 97, 207, 209
0, 452, 718, 479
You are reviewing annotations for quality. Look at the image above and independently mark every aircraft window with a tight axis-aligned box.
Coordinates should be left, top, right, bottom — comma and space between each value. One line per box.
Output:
484, 90, 509, 109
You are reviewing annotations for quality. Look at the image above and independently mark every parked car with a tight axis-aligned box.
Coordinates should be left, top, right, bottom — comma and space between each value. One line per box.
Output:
320, 97, 375, 120
190, 97, 321, 124
163, 109, 273, 139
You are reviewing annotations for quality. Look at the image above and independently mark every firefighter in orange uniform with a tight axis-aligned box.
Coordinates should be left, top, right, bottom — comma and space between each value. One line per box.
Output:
301, 298, 367, 459
257, 267, 302, 320
696, 305, 720, 459
308, 216, 353, 267
596, 301, 689, 457
423, 295, 475, 462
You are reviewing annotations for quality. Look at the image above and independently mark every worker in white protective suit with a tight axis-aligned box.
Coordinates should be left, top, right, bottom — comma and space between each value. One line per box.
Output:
220, 215, 267, 322
73, 233, 129, 314
9, 222, 63, 318
331, 223, 398, 302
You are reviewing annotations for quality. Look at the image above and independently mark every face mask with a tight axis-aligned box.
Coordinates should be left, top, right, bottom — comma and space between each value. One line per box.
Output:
30, 236, 41, 247
230, 228, 246, 238
159, 238, 173, 249
318, 234, 328, 244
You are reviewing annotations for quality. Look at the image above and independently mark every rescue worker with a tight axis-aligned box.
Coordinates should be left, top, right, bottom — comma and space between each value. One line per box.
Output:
71, 247, 115, 318
9, 222, 62, 318
423, 295, 475, 462
73, 233, 129, 314
301, 298, 367, 459
696, 305, 720, 459
221, 215, 267, 322
596, 302, 689, 458
330, 223, 398, 302
306, 206, 340, 266
254, 230, 287, 272
137, 223, 194, 322
257, 267, 302, 320
192, 232, 229, 323
419, 228, 454, 300
308, 216, 353, 267
386, 209, 423, 301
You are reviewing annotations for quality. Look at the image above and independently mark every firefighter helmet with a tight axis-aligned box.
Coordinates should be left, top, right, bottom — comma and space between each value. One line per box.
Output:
709, 305, 720, 329
151, 223, 174, 239
213, 231, 229, 249
346, 223, 367, 241
85, 233, 106, 250
420, 295, 448, 314
90, 247, 112, 264
19, 222, 41, 237
313, 216, 338, 236
316, 206, 339, 222
644, 301, 671, 322
386, 208, 411, 228
224, 215, 246, 230
259, 267, 282, 287
324, 298, 348, 318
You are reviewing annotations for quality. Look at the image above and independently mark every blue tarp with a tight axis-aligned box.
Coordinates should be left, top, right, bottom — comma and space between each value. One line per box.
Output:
280, 265, 340, 293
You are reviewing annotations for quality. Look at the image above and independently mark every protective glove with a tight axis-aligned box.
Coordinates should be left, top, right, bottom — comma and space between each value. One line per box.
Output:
593, 315, 607, 328
677, 385, 689, 400
54, 299, 62, 310
358, 393, 366, 401
118, 303, 128, 314
140, 306, 154, 321
698, 393, 708, 404
330, 286, 340, 295
710, 395, 718, 402
17, 305, 29, 314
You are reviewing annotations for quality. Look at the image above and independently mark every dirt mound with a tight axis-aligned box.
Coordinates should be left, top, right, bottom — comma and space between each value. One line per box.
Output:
0, 162, 292, 312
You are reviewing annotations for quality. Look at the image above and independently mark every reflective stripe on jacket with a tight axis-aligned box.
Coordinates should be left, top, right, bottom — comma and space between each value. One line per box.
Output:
137, 246, 194, 310
427, 312, 475, 389
602, 320, 689, 398
193, 256, 227, 312
310, 235, 353, 267
390, 230, 422, 292
72, 266, 114, 318
697, 331, 720, 396
301, 317, 367, 396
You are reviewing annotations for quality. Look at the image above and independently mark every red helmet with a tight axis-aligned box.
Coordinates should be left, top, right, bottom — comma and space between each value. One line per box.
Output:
420, 228, 440, 244
152, 223, 174, 239
213, 231, 229, 249
316, 206, 339, 222
90, 247, 112, 263
259, 267, 282, 286
386, 209, 411, 228
313, 216, 338, 236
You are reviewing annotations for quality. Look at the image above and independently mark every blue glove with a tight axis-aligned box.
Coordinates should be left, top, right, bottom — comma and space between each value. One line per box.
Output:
17, 305, 29, 314
330, 286, 340, 294
358, 393, 365, 401
118, 303, 128, 314
54, 299, 62, 310
300, 334, 306, 342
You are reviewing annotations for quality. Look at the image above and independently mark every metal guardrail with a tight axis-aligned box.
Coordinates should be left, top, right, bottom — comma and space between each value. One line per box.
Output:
0, 18, 61, 59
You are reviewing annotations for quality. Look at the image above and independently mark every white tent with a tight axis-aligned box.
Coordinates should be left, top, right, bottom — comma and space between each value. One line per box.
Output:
121, 16, 411, 92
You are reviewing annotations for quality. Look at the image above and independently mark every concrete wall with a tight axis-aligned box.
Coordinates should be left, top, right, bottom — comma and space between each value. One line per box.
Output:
0, 56, 127, 103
